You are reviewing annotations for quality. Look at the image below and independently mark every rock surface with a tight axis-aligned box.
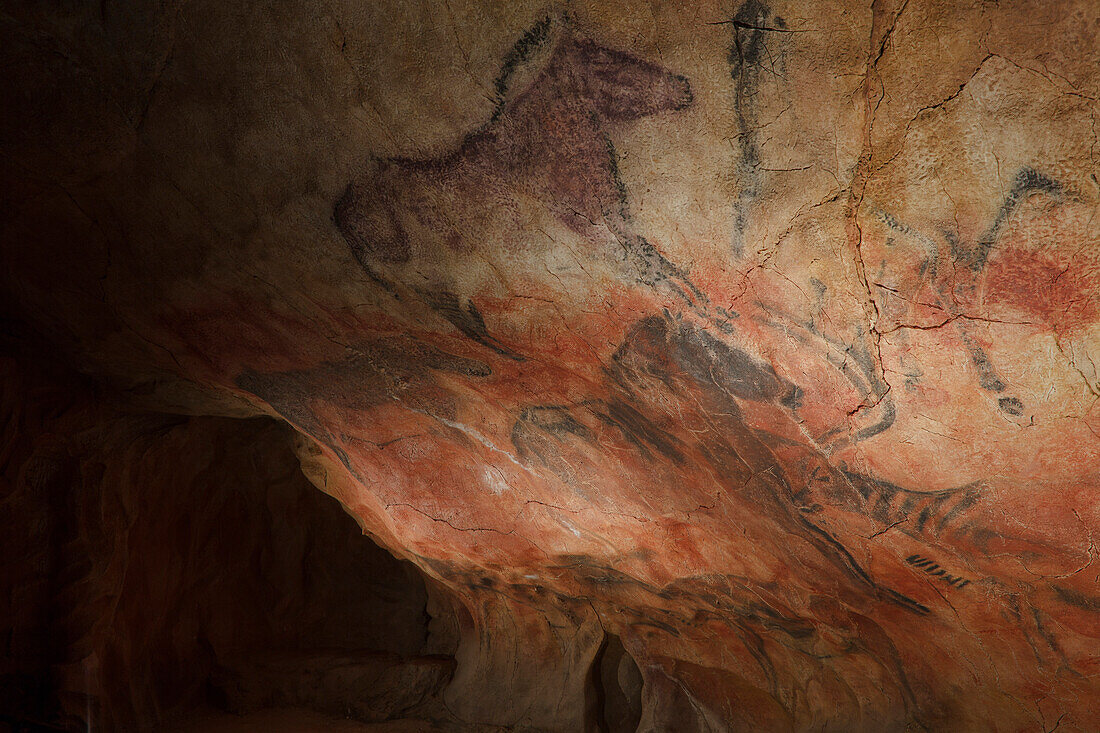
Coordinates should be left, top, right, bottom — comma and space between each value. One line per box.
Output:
2, 0, 1099, 730
0, 349, 454, 730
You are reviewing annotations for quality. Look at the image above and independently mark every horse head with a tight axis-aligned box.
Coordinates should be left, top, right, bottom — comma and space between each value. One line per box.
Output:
495, 15, 693, 123
560, 34, 692, 121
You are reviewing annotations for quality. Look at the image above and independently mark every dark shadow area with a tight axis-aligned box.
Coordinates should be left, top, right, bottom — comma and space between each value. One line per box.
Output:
0, 343, 455, 731
591, 634, 643, 733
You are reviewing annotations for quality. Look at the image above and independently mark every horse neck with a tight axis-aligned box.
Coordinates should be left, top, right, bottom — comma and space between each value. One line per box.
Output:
493, 82, 605, 158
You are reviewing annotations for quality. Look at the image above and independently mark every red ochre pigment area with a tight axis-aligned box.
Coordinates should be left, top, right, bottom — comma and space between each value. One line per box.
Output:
2, 2, 1099, 731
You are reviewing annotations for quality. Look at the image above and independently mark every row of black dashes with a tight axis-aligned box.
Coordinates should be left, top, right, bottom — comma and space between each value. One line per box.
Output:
906, 554, 970, 588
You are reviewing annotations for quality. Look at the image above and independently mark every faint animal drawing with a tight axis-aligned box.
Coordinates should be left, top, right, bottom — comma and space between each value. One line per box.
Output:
874, 168, 1067, 416
334, 16, 696, 359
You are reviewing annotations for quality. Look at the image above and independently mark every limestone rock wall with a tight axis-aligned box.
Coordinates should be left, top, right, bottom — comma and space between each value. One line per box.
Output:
2, 0, 1099, 730
0, 347, 451, 730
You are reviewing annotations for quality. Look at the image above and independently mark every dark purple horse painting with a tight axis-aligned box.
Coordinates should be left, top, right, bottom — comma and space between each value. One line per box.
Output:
334, 16, 695, 358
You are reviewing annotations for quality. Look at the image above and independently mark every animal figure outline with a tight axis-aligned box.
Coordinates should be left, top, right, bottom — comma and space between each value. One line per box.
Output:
334, 15, 714, 360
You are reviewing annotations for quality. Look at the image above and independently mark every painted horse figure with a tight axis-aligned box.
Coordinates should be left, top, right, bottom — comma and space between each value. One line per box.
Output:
334, 16, 694, 358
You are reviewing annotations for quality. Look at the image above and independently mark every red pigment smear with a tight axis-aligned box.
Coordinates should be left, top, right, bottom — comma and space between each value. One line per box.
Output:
982, 246, 1099, 334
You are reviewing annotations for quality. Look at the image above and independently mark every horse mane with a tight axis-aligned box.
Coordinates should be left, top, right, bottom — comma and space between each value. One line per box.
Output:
490, 14, 563, 120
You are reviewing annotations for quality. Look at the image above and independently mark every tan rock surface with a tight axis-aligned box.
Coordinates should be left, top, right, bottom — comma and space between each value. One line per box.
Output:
2, 0, 1099, 730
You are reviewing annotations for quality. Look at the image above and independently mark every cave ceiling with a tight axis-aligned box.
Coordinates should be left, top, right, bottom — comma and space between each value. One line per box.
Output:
2, 0, 1099, 730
